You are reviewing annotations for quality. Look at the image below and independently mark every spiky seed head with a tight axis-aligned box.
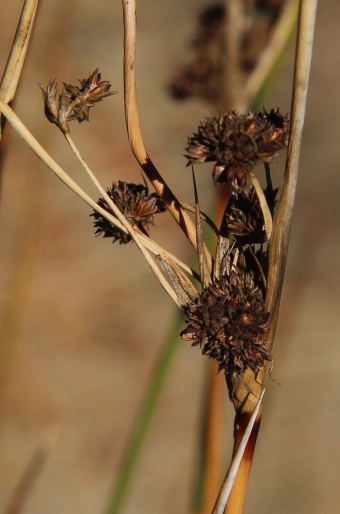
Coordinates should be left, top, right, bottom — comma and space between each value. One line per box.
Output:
91, 181, 166, 244
181, 268, 271, 398
185, 108, 289, 192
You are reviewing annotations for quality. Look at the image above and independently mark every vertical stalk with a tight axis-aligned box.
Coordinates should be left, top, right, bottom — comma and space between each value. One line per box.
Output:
121, 0, 211, 267
0, 0, 39, 138
105, 314, 182, 514
225, 1, 318, 512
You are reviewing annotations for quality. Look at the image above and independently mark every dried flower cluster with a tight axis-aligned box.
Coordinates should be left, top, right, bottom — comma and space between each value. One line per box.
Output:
91, 181, 166, 244
39, 69, 116, 134
169, 1, 286, 102
169, 4, 225, 102
186, 109, 289, 191
38, 67, 287, 400
181, 266, 271, 396
226, 186, 278, 244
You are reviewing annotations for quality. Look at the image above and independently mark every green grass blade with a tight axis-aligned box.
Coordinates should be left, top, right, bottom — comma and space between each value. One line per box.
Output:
104, 310, 183, 514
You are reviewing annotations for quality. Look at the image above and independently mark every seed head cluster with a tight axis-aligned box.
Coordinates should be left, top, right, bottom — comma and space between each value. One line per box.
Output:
39, 69, 116, 133
225, 186, 278, 244
91, 181, 166, 244
169, 2, 286, 102
185, 108, 289, 191
181, 268, 271, 395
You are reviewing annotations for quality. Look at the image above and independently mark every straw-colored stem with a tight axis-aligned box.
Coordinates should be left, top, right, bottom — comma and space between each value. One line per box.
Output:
249, 172, 273, 241
0, 101, 183, 305
0, 0, 39, 137
222, 0, 244, 111
242, 0, 299, 109
202, 363, 224, 514
224, 1, 318, 511
121, 0, 212, 272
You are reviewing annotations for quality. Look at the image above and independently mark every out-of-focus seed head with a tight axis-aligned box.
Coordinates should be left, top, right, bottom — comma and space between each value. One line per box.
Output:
169, 2, 286, 102
181, 268, 271, 398
91, 181, 166, 244
185, 109, 289, 192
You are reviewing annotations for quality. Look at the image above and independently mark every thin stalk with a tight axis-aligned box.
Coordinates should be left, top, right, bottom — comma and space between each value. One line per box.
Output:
0, 101, 185, 305
193, 171, 211, 288
201, 363, 224, 514
104, 311, 183, 514
121, 0, 212, 271
249, 172, 273, 241
64, 133, 181, 306
0, 0, 39, 137
222, 0, 244, 111
225, 1, 318, 512
211, 391, 264, 514
242, 0, 299, 109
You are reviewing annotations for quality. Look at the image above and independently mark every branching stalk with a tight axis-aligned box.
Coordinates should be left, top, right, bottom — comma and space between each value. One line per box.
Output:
0, 101, 183, 306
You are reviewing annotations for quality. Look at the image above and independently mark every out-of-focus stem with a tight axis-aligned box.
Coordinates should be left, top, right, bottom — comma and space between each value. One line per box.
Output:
204, 362, 224, 513
105, 312, 183, 514
222, 0, 244, 111
242, 0, 299, 108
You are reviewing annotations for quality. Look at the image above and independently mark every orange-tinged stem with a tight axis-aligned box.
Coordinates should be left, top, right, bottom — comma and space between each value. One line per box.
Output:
224, 410, 262, 513
204, 362, 224, 513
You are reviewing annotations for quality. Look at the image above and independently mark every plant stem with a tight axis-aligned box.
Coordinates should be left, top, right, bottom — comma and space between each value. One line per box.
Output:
212, 391, 264, 514
105, 312, 183, 514
0, 0, 39, 138
121, 0, 212, 271
225, 1, 318, 511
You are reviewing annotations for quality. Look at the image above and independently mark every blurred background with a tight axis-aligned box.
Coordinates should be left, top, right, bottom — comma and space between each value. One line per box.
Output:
0, 1, 339, 513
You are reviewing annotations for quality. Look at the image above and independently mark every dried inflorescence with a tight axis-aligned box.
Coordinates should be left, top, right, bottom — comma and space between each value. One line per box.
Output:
185, 109, 289, 191
39, 69, 116, 133
169, 5, 226, 102
181, 267, 271, 397
226, 186, 278, 244
91, 181, 166, 244
169, 1, 286, 102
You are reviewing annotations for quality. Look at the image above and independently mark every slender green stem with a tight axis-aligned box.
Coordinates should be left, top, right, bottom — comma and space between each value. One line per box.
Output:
105, 311, 183, 514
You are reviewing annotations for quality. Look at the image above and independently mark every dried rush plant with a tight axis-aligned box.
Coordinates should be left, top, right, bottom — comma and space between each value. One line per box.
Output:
0, 0, 317, 512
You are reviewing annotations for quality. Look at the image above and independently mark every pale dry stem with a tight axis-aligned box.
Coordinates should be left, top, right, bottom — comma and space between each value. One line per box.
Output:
0, 101, 195, 306
242, 0, 299, 109
64, 133, 182, 305
224, 1, 318, 512
0, 0, 39, 102
121, 0, 213, 273
0, 0, 39, 138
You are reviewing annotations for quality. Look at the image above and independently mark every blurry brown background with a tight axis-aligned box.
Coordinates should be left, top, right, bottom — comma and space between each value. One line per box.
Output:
0, 1, 339, 513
